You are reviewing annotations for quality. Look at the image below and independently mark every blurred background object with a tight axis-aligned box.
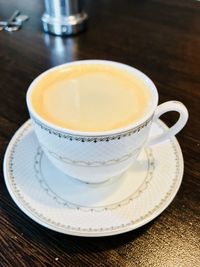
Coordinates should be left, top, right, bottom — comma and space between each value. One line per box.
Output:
42, 0, 88, 36
0, 10, 29, 32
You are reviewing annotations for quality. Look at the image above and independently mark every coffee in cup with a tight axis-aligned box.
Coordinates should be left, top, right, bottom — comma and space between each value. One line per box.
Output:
30, 63, 152, 132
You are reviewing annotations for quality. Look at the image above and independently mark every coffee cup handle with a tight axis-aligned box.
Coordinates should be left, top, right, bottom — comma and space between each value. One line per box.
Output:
147, 101, 188, 146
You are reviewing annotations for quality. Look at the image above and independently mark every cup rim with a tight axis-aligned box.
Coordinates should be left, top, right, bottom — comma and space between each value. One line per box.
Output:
26, 60, 158, 136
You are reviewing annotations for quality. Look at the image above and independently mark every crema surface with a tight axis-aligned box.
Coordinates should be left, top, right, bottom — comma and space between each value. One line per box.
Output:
31, 64, 151, 132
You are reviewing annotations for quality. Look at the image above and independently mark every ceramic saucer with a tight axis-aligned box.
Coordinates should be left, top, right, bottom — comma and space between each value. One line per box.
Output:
3, 120, 183, 237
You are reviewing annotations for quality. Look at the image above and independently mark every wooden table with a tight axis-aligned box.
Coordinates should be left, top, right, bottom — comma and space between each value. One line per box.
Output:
0, 0, 199, 266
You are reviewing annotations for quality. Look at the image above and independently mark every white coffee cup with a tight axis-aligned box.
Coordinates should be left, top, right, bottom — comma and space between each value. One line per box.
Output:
26, 60, 188, 184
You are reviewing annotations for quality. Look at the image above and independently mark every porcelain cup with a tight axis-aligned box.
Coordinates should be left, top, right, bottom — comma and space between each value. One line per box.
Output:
26, 60, 188, 183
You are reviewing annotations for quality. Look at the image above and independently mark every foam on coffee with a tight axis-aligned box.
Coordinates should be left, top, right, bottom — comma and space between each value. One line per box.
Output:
30, 64, 151, 132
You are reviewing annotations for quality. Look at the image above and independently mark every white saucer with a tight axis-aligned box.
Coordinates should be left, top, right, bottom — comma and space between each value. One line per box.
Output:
3, 120, 184, 237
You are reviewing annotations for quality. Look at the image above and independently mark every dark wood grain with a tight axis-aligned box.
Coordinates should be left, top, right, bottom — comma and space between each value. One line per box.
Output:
0, 0, 199, 266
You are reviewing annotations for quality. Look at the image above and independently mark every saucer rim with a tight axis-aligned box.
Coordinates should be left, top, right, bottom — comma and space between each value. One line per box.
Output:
3, 119, 184, 237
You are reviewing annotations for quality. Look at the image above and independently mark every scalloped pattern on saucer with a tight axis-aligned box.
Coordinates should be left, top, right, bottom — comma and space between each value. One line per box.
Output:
3, 120, 183, 237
